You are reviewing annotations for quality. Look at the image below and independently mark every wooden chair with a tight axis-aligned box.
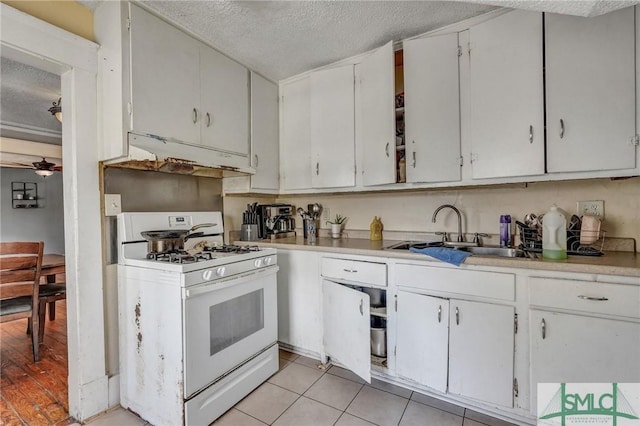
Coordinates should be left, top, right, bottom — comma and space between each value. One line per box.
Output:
0, 241, 44, 362
37, 282, 66, 343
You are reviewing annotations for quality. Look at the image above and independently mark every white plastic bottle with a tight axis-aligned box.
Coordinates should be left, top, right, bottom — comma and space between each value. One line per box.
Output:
542, 205, 567, 260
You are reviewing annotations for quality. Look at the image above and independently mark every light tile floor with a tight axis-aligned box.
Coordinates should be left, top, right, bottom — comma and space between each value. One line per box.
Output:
83, 349, 519, 426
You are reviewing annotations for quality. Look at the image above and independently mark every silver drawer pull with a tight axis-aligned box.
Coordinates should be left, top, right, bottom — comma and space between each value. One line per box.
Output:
578, 295, 609, 301
541, 318, 546, 340
437, 305, 442, 323
455, 307, 460, 325
342, 268, 358, 273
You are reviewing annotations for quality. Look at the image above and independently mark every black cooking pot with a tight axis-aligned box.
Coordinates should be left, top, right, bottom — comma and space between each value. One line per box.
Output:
141, 223, 216, 253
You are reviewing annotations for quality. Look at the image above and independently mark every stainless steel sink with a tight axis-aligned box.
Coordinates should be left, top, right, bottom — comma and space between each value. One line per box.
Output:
458, 246, 522, 258
383, 241, 445, 251
383, 241, 522, 258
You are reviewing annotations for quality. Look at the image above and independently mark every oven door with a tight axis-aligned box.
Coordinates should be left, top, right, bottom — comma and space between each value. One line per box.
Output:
183, 265, 278, 398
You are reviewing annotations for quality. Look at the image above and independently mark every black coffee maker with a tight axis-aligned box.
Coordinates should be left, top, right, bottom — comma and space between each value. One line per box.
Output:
257, 204, 296, 239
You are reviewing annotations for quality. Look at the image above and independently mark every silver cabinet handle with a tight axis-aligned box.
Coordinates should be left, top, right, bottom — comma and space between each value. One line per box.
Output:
254, 154, 259, 167
412, 151, 416, 168
385, 142, 390, 158
455, 307, 459, 325
529, 125, 533, 144
342, 268, 358, 273
560, 119, 565, 139
541, 318, 546, 339
359, 299, 363, 316
578, 295, 609, 301
437, 305, 442, 323
316, 162, 319, 175
206, 112, 211, 128
192, 108, 198, 124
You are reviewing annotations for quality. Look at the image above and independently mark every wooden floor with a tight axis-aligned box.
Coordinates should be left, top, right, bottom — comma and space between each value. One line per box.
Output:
1, 301, 72, 425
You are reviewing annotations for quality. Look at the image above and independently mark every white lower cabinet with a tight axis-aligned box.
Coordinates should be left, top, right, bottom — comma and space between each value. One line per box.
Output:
322, 280, 372, 382
276, 250, 323, 355
396, 291, 449, 392
528, 276, 640, 414
396, 290, 515, 407
448, 299, 514, 407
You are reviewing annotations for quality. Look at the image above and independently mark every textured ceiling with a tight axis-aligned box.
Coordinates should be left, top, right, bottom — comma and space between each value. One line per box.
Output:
460, 0, 638, 17
134, 1, 498, 80
0, 57, 62, 145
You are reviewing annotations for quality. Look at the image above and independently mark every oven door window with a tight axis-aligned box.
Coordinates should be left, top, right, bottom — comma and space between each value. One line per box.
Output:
210, 289, 264, 355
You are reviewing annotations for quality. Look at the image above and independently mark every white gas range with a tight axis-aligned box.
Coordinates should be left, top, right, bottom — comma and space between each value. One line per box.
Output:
117, 212, 279, 426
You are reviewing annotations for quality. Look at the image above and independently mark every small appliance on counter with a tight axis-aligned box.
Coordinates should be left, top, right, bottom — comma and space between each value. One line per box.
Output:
257, 204, 296, 239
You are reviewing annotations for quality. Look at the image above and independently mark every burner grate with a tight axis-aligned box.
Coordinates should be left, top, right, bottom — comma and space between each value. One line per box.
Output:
145, 245, 260, 263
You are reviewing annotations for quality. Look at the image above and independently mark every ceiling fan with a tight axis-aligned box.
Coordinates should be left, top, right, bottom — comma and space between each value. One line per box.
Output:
32, 157, 62, 177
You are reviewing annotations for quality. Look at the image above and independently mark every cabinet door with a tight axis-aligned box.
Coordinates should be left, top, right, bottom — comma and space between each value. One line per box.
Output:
530, 310, 640, 413
200, 45, 250, 156
280, 77, 312, 190
323, 280, 371, 383
250, 73, 279, 190
310, 65, 356, 188
468, 10, 544, 179
404, 33, 461, 183
361, 41, 396, 186
396, 291, 449, 392
449, 300, 514, 407
129, 4, 200, 144
546, 7, 636, 173
276, 250, 323, 355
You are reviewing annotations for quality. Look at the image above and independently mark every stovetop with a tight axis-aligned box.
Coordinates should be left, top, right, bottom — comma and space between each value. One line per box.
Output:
146, 245, 261, 264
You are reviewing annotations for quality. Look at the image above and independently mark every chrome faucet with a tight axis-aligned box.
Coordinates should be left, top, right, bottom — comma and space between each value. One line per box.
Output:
432, 204, 464, 242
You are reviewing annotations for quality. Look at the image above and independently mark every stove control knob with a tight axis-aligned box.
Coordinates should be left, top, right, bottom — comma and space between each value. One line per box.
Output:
202, 270, 213, 281
264, 257, 273, 266
254, 258, 263, 268
216, 267, 226, 277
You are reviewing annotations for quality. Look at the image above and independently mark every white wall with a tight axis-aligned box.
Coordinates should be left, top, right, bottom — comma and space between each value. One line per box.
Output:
0, 167, 65, 253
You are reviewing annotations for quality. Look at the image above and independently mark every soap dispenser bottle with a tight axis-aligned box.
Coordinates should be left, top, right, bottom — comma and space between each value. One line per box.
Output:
542, 205, 567, 260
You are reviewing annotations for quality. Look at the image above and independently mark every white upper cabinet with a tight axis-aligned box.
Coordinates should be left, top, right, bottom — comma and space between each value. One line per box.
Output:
280, 77, 312, 190
200, 45, 250, 156
128, 4, 250, 163
129, 4, 200, 145
404, 33, 462, 183
545, 7, 636, 173
361, 41, 397, 186
468, 10, 545, 179
310, 65, 356, 188
250, 73, 279, 190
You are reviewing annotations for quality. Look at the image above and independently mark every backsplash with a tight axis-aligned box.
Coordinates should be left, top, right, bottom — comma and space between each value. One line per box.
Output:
223, 178, 640, 251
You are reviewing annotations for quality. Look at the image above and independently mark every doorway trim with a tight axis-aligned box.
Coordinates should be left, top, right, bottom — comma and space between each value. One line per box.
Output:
1, 4, 109, 421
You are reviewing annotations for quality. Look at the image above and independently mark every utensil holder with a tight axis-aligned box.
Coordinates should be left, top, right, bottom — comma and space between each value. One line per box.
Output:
240, 224, 258, 241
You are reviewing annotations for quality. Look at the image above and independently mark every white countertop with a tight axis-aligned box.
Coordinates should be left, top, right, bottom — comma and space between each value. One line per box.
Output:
237, 237, 640, 278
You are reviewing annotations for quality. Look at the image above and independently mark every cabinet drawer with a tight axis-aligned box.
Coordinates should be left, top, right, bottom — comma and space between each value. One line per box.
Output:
529, 277, 640, 319
321, 257, 387, 287
395, 264, 515, 301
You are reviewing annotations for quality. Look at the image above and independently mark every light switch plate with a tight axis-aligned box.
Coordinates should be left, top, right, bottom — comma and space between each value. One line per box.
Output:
105, 194, 122, 216
577, 200, 604, 219
322, 208, 331, 224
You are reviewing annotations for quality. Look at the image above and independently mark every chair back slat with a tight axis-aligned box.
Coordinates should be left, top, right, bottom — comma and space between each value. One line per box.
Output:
0, 242, 42, 256
0, 255, 39, 271
0, 270, 38, 284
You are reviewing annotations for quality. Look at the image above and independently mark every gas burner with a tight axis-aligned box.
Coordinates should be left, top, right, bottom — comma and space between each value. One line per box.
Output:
146, 250, 214, 263
204, 244, 261, 254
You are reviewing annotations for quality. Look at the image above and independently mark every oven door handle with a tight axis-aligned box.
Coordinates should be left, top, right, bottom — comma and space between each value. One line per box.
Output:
184, 265, 279, 299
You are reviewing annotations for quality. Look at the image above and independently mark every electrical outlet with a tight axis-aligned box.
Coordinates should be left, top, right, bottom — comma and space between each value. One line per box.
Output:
322, 208, 331, 223
104, 194, 122, 216
577, 200, 604, 219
